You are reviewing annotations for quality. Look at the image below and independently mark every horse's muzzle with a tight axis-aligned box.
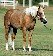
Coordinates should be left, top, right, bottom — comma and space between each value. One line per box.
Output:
43, 20, 47, 24
40, 18, 47, 24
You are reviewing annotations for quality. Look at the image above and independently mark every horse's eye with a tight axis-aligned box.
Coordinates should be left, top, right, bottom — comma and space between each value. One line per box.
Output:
40, 13, 42, 14
39, 13, 42, 15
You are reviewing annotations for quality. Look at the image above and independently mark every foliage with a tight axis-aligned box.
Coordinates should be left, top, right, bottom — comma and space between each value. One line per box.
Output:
17, 0, 53, 5
0, 8, 7, 13
49, 0, 53, 5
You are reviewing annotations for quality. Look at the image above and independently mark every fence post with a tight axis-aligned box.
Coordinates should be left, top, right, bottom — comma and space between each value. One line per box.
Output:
4, 0, 5, 7
23, 0, 25, 7
43, 0, 44, 7
47, 0, 49, 6
29, 0, 32, 7
13, 0, 15, 9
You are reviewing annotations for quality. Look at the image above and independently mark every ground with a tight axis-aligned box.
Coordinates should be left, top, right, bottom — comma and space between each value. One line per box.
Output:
0, 6, 53, 56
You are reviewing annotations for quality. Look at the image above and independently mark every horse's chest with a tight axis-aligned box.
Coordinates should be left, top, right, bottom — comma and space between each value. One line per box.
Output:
26, 22, 35, 30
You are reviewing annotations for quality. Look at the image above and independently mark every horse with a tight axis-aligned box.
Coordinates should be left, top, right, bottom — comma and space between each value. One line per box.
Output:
4, 6, 47, 51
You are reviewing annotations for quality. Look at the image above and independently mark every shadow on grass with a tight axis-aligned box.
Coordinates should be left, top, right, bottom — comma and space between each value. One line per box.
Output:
32, 48, 53, 51
15, 48, 53, 51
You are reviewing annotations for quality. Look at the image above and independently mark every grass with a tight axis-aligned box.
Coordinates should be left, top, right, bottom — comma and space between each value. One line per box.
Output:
0, 7, 53, 56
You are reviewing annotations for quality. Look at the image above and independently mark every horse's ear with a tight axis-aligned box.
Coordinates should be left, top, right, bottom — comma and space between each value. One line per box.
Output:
38, 6, 41, 9
38, 6, 41, 10
43, 7, 45, 9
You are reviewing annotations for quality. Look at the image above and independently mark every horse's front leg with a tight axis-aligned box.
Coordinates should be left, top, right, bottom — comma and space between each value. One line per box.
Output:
28, 30, 33, 52
22, 27, 26, 51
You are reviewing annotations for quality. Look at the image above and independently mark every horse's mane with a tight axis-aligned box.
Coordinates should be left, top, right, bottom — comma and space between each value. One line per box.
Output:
24, 6, 38, 17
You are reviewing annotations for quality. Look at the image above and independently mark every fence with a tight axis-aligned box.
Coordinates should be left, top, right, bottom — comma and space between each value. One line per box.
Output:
39, 0, 49, 7
0, 0, 16, 9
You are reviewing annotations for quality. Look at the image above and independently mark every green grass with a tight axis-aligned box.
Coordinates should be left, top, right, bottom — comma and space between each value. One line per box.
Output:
0, 7, 53, 56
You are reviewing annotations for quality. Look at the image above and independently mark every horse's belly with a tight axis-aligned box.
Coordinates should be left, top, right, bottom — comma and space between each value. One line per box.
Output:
11, 23, 21, 28
26, 22, 35, 30
11, 18, 21, 28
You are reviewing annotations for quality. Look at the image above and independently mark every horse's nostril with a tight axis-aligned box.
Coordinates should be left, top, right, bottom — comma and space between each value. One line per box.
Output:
46, 21, 47, 23
43, 21, 47, 24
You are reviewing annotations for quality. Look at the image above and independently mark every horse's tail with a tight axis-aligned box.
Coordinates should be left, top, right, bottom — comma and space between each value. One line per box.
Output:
4, 15, 6, 26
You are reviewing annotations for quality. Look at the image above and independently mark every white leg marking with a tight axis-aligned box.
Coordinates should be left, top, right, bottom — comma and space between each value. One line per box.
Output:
29, 46, 31, 52
8, 33, 12, 46
6, 42, 8, 50
12, 40, 15, 50
28, 44, 32, 52
28, 44, 29, 48
23, 46, 26, 51
8, 27, 13, 46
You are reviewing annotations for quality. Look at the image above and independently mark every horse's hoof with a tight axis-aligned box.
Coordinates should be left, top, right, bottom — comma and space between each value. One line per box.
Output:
12, 48, 15, 51
6, 49, 8, 51
29, 50, 32, 52
23, 49, 26, 52
11, 46, 15, 50
11, 47, 15, 51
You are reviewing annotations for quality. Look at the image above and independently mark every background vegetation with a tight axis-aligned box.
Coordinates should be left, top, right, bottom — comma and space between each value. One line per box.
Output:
18, 0, 53, 6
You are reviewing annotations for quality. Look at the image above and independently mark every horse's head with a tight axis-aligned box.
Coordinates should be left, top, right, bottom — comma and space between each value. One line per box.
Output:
37, 6, 47, 24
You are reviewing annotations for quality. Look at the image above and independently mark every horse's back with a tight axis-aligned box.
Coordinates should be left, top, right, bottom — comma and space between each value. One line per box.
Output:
4, 9, 24, 28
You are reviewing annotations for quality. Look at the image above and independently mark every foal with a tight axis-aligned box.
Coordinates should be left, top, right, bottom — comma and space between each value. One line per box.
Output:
4, 6, 47, 51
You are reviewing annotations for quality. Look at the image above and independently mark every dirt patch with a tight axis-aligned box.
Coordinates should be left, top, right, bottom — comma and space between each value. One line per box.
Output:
9, 6, 53, 11
1, 5, 53, 11
46, 7, 53, 10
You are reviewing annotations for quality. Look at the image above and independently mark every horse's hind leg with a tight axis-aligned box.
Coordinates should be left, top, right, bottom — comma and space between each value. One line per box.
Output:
22, 27, 26, 51
11, 28, 17, 50
5, 28, 9, 50
11, 33, 15, 50
5, 27, 15, 50
28, 30, 33, 51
